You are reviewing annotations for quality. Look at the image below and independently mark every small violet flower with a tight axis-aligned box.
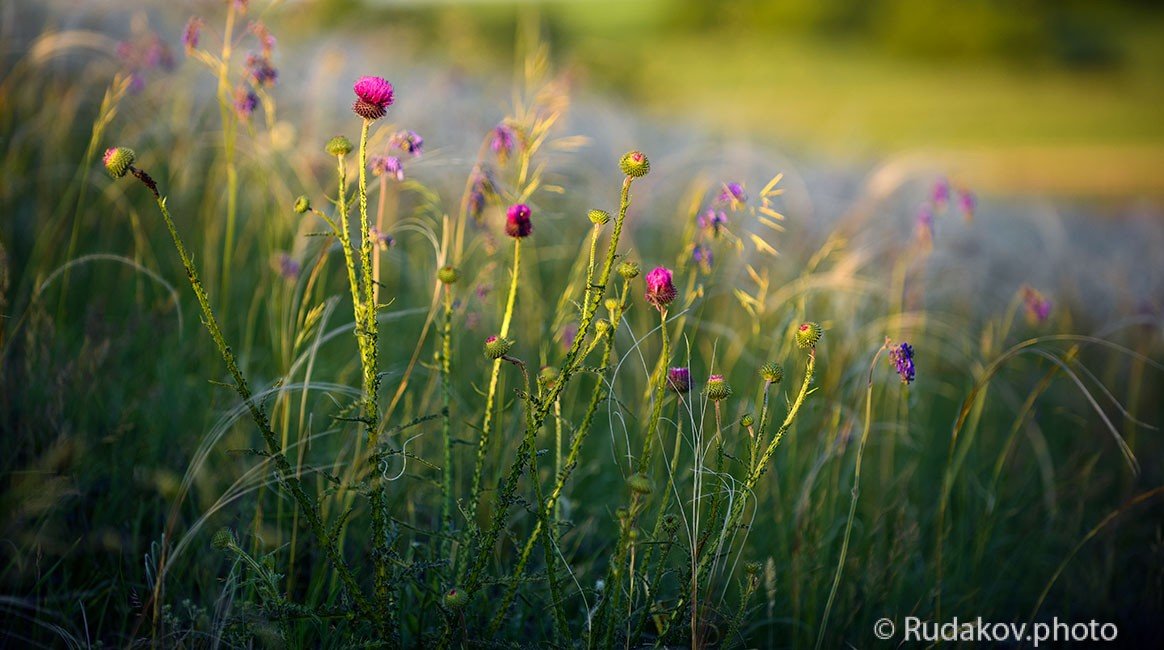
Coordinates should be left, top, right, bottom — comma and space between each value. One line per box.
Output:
370, 155, 404, 181
698, 209, 728, 237
1021, 286, 1052, 324
916, 203, 934, 244
245, 53, 277, 87
182, 17, 203, 52
717, 182, 747, 209
505, 203, 533, 239
491, 124, 517, 162
234, 87, 258, 120
692, 243, 713, 272
644, 266, 677, 311
390, 130, 424, 157
276, 253, 300, 281
889, 342, 915, 384
957, 189, 976, 220
932, 176, 950, 207
368, 226, 395, 251
352, 75, 395, 121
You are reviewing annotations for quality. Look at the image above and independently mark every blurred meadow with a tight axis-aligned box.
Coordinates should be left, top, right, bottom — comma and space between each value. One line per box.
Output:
2, 0, 1163, 647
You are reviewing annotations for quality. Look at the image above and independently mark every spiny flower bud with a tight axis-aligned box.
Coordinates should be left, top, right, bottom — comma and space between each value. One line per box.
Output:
745, 561, 762, 577
443, 586, 468, 608
619, 150, 650, 178
437, 265, 460, 285
666, 367, 691, 394
293, 195, 310, 214
539, 365, 560, 387
618, 261, 640, 280
594, 318, 612, 336
627, 473, 654, 495
644, 266, 676, 310
704, 374, 732, 401
102, 147, 135, 178
795, 322, 823, 350
211, 528, 235, 550
759, 362, 784, 384
741, 413, 755, 428
662, 513, 680, 534
325, 135, 352, 157
483, 335, 512, 360
604, 298, 620, 312
588, 209, 611, 226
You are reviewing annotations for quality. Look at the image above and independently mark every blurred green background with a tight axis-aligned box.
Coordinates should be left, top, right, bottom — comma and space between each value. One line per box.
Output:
299, 0, 1164, 197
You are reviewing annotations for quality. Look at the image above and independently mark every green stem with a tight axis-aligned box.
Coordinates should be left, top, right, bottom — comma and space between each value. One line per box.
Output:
440, 287, 455, 553
637, 308, 671, 474
815, 344, 885, 650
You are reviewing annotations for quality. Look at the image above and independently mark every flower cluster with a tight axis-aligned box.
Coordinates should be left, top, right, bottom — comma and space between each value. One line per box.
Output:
1021, 285, 1052, 324
889, 342, 915, 384
916, 176, 976, 245
717, 182, 747, 210
369, 155, 404, 181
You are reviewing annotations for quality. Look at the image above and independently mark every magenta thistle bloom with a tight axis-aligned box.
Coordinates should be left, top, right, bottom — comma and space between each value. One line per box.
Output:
666, 367, 691, 394
505, 204, 533, 238
957, 189, 976, 220
353, 75, 394, 120
234, 87, 258, 120
390, 130, 424, 157
370, 155, 404, 181
931, 177, 950, 207
889, 342, 915, 384
644, 266, 677, 310
1021, 286, 1052, 324
491, 124, 517, 162
245, 53, 277, 87
717, 182, 747, 209
698, 208, 728, 237
183, 17, 204, 52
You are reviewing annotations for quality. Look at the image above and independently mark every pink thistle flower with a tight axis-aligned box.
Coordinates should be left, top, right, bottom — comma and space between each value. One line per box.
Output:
352, 75, 394, 120
369, 155, 404, 181
505, 204, 533, 238
667, 367, 691, 394
390, 130, 424, 157
644, 266, 676, 310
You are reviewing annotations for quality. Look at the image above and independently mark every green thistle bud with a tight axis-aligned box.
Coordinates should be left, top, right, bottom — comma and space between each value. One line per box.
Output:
704, 374, 732, 401
293, 195, 311, 214
325, 135, 353, 157
594, 318, 612, 336
759, 362, 784, 384
483, 335, 512, 360
741, 413, 755, 428
618, 150, 651, 178
443, 587, 468, 608
615, 506, 630, 523
627, 528, 640, 542
605, 298, 620, 312
102, 147, 135, 179
588, 209, 611, 226
211, 528, 235, 551
795, 322, 823, 350
745, 561, 763, 577
437, 265, 460, 285
627, 473, 654, 495
617, 261, 640, 280
662, 513, 680, 534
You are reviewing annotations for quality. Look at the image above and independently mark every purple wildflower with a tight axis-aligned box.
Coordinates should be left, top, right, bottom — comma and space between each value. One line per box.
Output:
667, 367, 691, 394
475, 283, 492, 300
957, 190, 976, 220
916, 203, 934, 244
932, 177, 950, 207
390, 130, 424, 157
368, 226, 395, 251
248, 21, 276, 57
717, 182, 747, 209
693, 243, 713, 272
490, 124, 516, 162
352, 75, 394, 120
234, 87, 258, 120
561, 323, 579, 351
276, 253, 300, 281
245, 53, 277, 87
698, 208, 728, 237
889, 342, 915, 384
644, 266, 676, 310
505, 204, 533, 238
370, 155, 404, 181
1021, 286, 1052, 324
182, 17, 204, 52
